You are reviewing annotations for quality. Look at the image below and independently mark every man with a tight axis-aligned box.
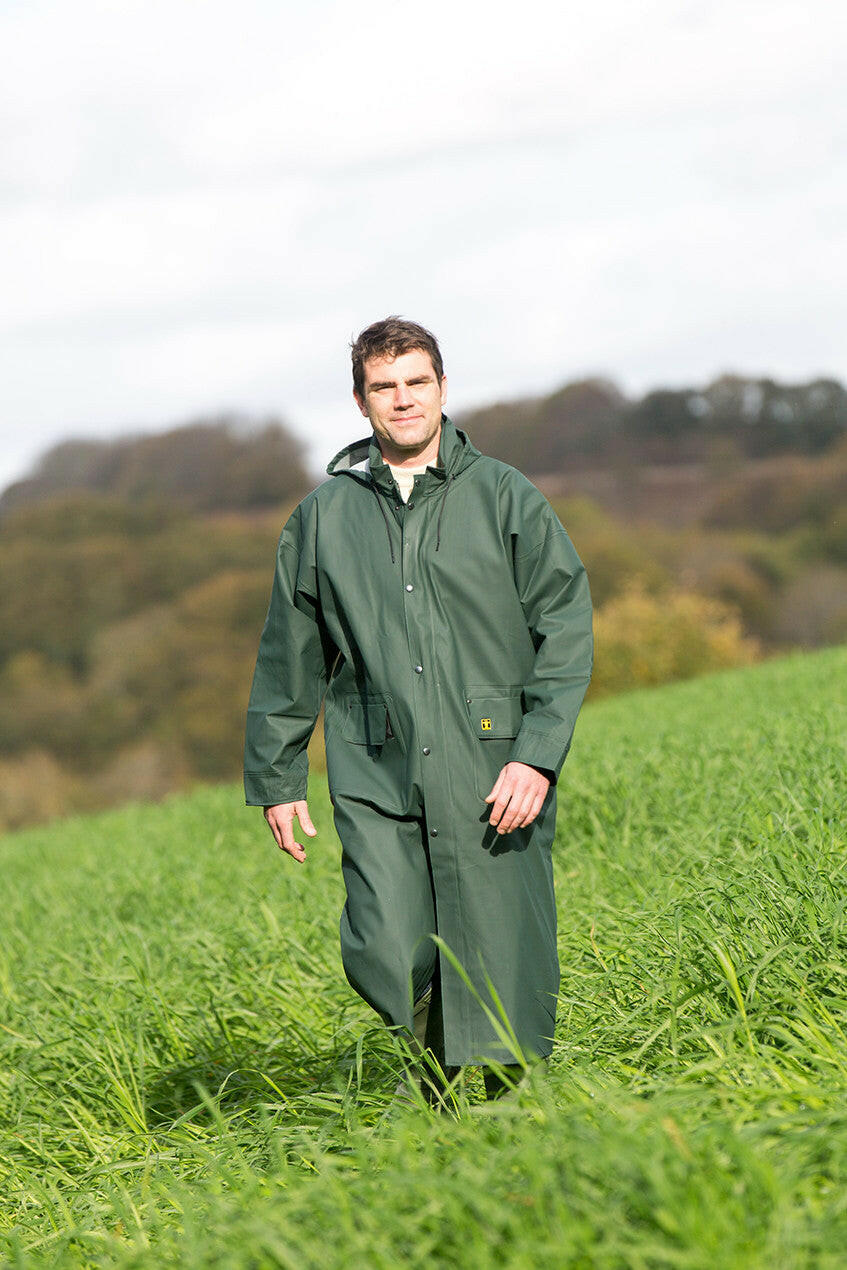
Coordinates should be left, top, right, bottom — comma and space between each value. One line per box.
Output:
244, 316, 593, 1102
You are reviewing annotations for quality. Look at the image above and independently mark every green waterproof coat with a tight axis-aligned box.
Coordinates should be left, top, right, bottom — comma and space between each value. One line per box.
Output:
244, 414, 594, 1066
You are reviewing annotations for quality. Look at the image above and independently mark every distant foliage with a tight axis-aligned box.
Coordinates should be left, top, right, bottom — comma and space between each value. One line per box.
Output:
590, 582, 760, 698
460, 378, 628, 472
0, 414, 311, 517
0, 490, 771, 831
0, 747, 83, 832
772, 565, 847, 648
0, 468, 842, 831
0, 494, 277, 674
704, 438, 847, 532
820, 506, 847, 564
458, 373, 847, 473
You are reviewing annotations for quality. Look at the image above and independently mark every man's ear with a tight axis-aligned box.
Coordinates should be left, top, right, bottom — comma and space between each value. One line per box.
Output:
353, 388, 368, 418
440, 374, 448, 406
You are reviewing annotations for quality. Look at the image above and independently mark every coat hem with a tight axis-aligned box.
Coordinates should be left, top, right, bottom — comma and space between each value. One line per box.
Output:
444, 1041, 554, 1067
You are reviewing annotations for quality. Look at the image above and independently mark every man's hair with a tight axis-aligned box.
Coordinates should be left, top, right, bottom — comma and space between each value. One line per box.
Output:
350, 316, 445, 397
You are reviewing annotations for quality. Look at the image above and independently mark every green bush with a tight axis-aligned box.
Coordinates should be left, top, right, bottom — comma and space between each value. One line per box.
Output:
591, 581, 760, 698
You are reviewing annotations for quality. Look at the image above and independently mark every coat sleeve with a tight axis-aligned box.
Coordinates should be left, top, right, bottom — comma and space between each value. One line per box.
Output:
243, 509, 337, 806
507, 514, 594, 783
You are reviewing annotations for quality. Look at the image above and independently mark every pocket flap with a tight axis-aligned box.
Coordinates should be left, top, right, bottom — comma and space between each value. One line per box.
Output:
466, 692, 524, 739
342, 699, 390, 744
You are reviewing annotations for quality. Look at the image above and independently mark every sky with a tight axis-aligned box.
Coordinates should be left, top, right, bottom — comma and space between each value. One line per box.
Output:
1, 0, 845, 491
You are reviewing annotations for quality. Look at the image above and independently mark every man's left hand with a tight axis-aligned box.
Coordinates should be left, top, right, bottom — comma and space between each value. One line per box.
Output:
484, 761, 551, 835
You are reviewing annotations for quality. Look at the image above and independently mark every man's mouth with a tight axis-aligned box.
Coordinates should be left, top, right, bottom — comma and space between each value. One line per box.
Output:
392, 414, 423, 424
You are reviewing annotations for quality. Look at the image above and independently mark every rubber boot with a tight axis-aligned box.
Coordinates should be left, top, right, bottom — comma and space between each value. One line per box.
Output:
412, 985, 432, 1055
390, 980, 460, 1112
416, 979, 460, 1111
482, 1064, 526, 1100
389, 985, 437, 1109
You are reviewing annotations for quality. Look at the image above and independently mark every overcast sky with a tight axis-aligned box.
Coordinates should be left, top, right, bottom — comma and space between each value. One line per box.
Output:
1, 0, 845, 491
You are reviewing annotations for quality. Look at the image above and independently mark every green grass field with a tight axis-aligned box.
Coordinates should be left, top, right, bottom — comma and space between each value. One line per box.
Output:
2, 645, 846, 1268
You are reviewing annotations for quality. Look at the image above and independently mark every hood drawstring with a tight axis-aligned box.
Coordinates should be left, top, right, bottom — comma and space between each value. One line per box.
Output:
372, 485, 396, 563
436, 472, 454, 551
372, 469, 454, 562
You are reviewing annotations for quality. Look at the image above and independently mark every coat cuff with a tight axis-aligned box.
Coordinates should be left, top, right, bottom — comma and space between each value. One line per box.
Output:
244, 760, 308, 806
508, 725, 572, 784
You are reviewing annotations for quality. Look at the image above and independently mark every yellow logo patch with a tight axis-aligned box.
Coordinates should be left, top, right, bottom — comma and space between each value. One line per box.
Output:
480, 717, 492, 731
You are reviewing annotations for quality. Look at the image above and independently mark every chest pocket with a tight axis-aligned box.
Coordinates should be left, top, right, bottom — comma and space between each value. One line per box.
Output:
464, 687, 525, 798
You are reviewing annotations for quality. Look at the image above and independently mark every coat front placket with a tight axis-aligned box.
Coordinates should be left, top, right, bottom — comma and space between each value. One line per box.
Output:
367, 452, 492, 1061
396, 469, 474, 1054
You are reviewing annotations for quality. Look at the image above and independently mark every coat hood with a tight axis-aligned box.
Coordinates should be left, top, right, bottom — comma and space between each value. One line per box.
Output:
325, 414, 482, 562
326, 413, 481, 489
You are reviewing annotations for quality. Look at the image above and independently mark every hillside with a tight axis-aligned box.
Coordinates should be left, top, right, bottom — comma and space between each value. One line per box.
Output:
2, 646, 845, 1267
0, 415, 311, 518
0, 490, 777, 834
0, 381, 844, 833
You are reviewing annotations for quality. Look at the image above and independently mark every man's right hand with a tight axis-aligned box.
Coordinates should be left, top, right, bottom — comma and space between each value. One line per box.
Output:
263, 801, 316, 863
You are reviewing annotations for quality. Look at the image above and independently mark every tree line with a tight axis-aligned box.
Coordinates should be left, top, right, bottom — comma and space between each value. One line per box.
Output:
457, 373, 847, 473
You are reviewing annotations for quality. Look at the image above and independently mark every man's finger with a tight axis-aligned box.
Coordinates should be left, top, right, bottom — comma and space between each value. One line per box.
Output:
488, 786, 515, 827
517, 791, 547, 829
295, 801, 317, 837
497, 788, 534, 835
484, 767, 506, 804
509, 787, 539, 828
279, 815, 307, 863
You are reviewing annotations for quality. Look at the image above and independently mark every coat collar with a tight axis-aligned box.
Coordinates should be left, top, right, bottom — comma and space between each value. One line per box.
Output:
326, 413, 480, 496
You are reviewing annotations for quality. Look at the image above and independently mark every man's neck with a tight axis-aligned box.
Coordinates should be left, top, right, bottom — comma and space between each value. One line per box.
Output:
385, 457, 429, 471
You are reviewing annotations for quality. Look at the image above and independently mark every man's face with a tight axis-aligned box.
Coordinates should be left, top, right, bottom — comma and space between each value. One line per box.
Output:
353, 348, 448, 464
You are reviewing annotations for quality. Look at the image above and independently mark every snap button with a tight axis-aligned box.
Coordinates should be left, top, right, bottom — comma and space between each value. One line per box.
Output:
430, 828, 438, 836
422, 746, 431, 755
407, 501, 414, 508
405, 583, 414, 592
414, 664, 423, 673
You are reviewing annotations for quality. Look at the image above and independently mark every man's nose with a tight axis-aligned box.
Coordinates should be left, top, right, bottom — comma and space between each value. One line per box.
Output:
394, 383, 413, 408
